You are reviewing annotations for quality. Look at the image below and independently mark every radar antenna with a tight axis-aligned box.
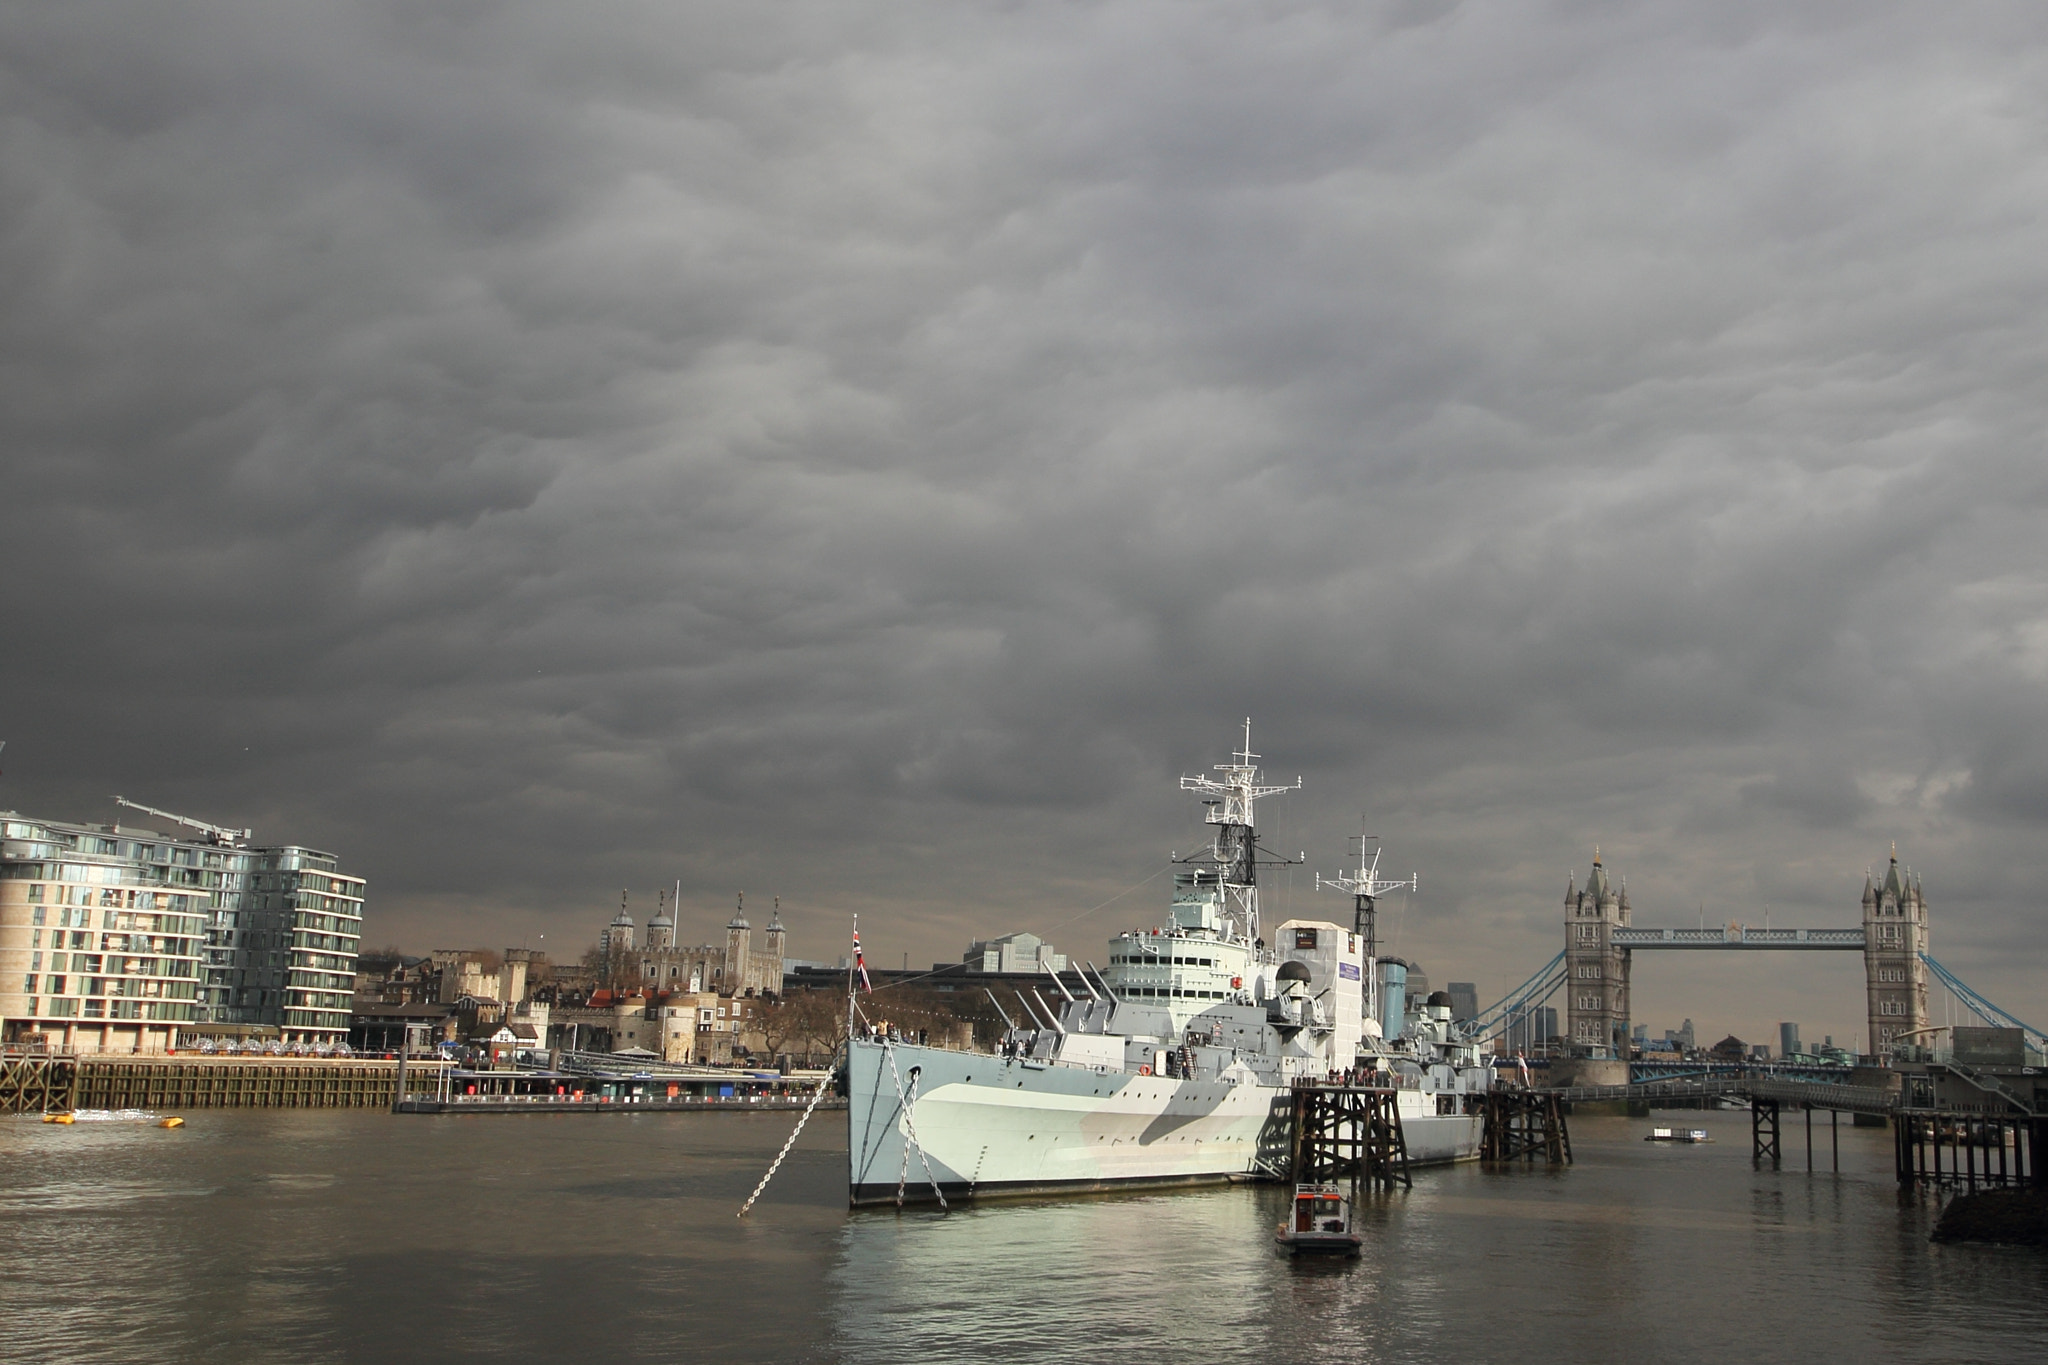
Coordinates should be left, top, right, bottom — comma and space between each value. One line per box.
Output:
1317, 824, 1416, 1028
1175, 719, 1301, 947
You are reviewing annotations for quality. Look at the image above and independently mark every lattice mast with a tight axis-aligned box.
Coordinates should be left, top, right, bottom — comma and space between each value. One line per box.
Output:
1317, 828, 1416, 1028
1176, 718, 1301, 949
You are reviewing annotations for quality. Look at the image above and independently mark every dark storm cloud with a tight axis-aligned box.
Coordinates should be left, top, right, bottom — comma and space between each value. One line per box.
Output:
5, 1, 2048, 1043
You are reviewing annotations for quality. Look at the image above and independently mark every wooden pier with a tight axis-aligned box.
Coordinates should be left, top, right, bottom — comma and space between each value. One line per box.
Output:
1286, 1083, 1411, 1190
1895, 1111, 2047, 1192
1481, 1088, 1572, 1165
0, 1051, 73, 1114
1, 1049, 446, 1113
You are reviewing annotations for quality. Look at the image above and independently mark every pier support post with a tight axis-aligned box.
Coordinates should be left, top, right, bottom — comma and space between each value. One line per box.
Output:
1753, 1098, 1781, 1167
1482, 1090, 1572, 1165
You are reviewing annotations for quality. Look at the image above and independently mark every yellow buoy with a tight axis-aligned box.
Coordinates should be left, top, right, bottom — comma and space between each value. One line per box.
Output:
42, 1112, 75, 1125
158, 1116, 184, 1129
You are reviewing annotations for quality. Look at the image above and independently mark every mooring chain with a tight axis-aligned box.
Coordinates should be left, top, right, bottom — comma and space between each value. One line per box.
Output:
895, 1067, 914, 1205
736, 1069, 838, 1219
884, 1040, 948, 1211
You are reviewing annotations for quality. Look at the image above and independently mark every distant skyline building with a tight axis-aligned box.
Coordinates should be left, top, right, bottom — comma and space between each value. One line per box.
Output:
0, 807, 363, 1051
1447, 981, 1478, 1023
1502, 1004, 1557, 1053
1780, 1022, 1801, 1059
963, 931, 1066, 974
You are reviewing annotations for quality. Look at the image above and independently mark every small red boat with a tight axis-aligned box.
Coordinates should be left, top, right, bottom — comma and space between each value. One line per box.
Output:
1275, 1182, 1362, 1257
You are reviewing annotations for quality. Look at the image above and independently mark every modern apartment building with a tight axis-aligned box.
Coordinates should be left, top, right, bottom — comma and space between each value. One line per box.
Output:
0, 807, 363, 1052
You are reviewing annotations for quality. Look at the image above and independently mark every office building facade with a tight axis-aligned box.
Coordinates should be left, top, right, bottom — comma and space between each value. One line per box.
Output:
962, 930, 1066, 974
1, 809, 363, 1051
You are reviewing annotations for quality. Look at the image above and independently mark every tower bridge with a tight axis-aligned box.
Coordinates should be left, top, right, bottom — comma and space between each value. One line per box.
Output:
1560, 844, 1929, 1062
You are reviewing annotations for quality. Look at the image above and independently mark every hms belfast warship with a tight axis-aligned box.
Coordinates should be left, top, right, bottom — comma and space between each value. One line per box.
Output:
846, 725, 1493, 1206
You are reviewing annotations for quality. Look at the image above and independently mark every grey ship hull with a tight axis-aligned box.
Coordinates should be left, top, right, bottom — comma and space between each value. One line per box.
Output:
847, 1038, 1484, 1207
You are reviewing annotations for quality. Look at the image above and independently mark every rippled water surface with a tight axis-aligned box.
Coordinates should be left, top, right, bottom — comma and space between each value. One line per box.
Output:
4, 1107, 2044, 1364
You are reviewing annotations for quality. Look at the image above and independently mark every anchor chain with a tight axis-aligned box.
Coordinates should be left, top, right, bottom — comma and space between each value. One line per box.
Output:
736, 1068, 838, 1218
884, 1039, 948, 1210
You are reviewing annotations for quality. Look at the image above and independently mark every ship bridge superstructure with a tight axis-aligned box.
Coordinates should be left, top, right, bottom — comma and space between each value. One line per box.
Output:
1103, 917, 1258, 1034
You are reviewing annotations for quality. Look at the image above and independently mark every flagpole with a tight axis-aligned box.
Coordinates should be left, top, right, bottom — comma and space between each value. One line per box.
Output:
847, 915, 857, 1051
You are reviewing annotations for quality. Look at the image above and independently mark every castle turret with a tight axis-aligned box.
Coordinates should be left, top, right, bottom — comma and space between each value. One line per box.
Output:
500, 947, 533, 1005
648, 888, 675, 952
762, 897, 787, 995
725, 892, 752, 995
601, 890, 635, 956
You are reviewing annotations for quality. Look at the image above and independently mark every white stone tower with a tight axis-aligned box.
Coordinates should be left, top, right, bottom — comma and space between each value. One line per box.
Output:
1563, 850, 1632, 1057
1862, 844, 1929, 1058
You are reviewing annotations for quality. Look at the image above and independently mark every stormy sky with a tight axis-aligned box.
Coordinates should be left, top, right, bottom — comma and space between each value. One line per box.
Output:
5, 1, 2046, 1047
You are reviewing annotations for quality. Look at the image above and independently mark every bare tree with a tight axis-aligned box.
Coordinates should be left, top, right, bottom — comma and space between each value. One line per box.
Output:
356, 944, 407, 975
779, 988, 851, 1063
757, 993, 806, 1061
578, 942, 635, 994
826, 982, 1008, 1050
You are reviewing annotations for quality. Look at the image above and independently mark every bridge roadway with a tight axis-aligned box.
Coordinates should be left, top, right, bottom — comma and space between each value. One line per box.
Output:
1613, 926, 1866, 950
1541, 1061, 2041, 1119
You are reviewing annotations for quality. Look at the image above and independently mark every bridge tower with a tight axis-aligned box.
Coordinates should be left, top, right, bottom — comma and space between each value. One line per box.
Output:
1563, 851, 1632, 1057
1862, 845, 1929, 1058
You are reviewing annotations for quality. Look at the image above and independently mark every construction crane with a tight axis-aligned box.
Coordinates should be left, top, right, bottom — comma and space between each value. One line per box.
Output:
111, 795, 252, 847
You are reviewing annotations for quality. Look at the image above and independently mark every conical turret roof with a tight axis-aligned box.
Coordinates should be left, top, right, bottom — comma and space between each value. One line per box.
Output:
1584, 850, 1612, 902
1882, 845, 1906, 900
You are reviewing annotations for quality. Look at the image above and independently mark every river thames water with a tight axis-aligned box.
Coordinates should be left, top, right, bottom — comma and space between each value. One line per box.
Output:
4, 1106, 2046, 1364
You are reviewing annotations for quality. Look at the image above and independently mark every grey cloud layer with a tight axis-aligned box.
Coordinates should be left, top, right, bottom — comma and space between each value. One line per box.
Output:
4, 1, 2047, 1043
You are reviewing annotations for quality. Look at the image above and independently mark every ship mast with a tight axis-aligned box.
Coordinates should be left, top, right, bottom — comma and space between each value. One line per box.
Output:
1177, 718, 1301, 948
1317, 826, 1416, 1030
